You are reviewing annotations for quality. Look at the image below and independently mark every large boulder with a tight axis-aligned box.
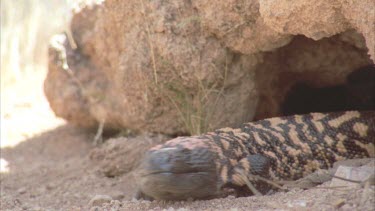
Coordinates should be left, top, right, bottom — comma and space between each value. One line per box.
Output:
45, 0, 374, 135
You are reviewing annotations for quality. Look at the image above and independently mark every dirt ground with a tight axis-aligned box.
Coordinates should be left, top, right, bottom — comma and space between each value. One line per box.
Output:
1, 124, 374, 211
1, 73, 374, 211
1, 134, 374, 211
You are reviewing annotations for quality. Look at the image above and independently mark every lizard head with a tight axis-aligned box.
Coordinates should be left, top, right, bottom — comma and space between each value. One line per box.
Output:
135, 137, 221, 200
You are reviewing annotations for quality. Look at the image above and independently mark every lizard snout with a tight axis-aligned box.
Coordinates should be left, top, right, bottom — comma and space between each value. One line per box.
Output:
135, 139, 220, 200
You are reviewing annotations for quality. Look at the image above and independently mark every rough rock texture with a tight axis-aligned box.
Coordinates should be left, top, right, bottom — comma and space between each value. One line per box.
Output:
45, 0, 374, 135
259, 0, 375, 60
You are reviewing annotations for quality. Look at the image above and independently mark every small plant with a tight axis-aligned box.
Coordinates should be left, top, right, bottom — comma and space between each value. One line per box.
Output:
158, 60, 228, 135
141, 9, 228, 135
163, 81, 207, 135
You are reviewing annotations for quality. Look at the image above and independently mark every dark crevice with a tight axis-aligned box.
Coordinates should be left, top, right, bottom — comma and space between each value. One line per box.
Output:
282, 65, 375, 115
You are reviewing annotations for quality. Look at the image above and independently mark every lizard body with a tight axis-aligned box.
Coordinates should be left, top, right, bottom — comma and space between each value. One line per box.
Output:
136, 111, 375, 200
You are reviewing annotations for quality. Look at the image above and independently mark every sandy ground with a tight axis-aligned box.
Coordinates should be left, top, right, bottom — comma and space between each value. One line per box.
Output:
1, 124, 374, 211
1, 72, 374, 210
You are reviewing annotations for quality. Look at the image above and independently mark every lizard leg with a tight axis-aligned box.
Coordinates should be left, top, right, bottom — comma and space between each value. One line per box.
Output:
229, 155, 274, 195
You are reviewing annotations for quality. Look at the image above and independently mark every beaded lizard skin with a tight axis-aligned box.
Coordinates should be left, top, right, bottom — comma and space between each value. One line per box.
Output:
135, 111, 375, 200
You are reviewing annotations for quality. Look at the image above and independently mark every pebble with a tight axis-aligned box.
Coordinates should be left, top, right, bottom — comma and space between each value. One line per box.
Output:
45, 183, 55, 190
17, 187, 27, 194
333, 198, 346, 209
111, 191, 125, 200
90, 206, 100, 211
287, 199, 307, 208
88, 194, 113, 206
0, 158, 9, 173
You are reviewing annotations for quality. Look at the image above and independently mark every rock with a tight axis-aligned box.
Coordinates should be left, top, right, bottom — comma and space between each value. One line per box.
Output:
260, 0, 350, 40
45, 0, 374, 135
88, 195, 113, 206
89, 206, 100, 211
45, 183, 55, 190
17, 187, 27, 194
331, 165, 374, 187
338, 0, 375, 62
287, 200, 308, 208
259, 0, 375, 61
111, 192, 125, 201
192, 0, 293, 54
333, 198, 346, 209
0, 158, 9, 173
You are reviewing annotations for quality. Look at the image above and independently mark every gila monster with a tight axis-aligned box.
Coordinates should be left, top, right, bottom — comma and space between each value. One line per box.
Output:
135, 111, 375, 200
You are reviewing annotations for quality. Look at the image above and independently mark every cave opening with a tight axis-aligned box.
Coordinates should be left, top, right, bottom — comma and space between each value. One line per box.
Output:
281, 65, 375, 116
253, 30, 375, 120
